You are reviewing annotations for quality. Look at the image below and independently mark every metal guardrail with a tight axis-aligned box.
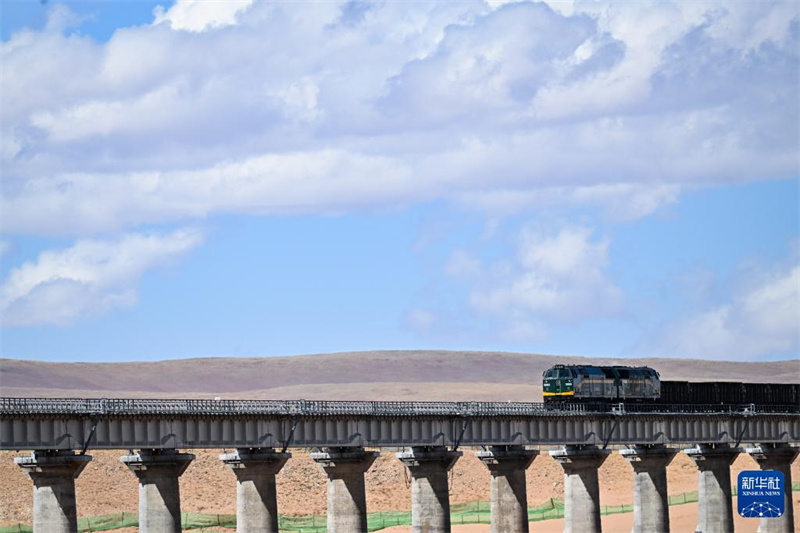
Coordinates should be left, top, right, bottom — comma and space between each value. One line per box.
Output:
0, 398, 797, 417
0, 398, 551, 417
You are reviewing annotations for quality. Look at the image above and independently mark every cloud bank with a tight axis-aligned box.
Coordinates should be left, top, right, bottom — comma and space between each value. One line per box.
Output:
0, 229, 203, 326
2, 0, 797, 237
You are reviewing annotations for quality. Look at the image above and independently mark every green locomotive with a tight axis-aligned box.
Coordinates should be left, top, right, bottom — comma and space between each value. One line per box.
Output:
542, 364, 660, 403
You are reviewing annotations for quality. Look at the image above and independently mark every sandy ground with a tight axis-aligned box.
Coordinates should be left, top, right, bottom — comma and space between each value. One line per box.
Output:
2, 447, 799, 530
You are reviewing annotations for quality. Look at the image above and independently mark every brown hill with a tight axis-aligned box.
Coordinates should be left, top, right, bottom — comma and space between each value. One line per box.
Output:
1, 350, 797, 400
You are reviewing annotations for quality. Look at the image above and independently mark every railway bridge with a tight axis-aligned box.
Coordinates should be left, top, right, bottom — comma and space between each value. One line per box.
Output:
2, 398, 799, 533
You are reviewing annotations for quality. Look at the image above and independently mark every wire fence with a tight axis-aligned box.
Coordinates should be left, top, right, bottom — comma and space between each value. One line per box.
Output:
2, 482, 798, 533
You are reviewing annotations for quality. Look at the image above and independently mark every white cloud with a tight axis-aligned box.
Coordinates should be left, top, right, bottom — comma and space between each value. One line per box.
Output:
569, 184, 681, 221
381, 2, 615, 123
44, 3, 87, 34
0, 229, 203, 326
466, 225, 623, 339
1, 150, 423, 235
455, 183, 682, 221
445, 250, 482, 279
273, 77, 321, 123
1, 1, 797, 236
404, 308, 437, 334
641, 265, 800, 360
153, 0, 254, 32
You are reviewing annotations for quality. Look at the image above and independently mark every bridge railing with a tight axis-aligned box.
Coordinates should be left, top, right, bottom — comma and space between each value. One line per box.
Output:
0, 397, 104, 415
1, 398, 796, 417
0, 398, 551, 417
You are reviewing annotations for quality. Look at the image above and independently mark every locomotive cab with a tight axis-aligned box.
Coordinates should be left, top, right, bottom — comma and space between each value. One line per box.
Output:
542, 365, 575, 401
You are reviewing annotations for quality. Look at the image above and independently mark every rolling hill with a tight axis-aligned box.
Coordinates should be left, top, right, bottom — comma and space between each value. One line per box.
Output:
1, 350, 797, 400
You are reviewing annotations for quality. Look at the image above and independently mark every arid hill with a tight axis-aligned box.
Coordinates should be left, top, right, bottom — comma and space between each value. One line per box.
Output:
1, 350, 797, 400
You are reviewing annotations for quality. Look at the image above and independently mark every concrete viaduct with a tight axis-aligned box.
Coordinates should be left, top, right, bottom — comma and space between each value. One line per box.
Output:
2, 398, 799, 533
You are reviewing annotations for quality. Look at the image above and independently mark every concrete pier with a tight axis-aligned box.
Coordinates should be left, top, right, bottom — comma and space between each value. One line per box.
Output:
745, 443, 799, 533
15, 451, 92, 533
684, 444, 740, 533
475, 445, 538, 533
550, 445, 611, 533
121, 449, 195, 533
397, 446, 462, 533
620, 445, 678, 533
220, 448, 291, 533
311, 447, 379, 533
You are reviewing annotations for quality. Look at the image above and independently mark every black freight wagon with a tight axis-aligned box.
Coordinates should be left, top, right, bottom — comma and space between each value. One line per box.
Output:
742, 382, 800, 405
661, 381, 800, 406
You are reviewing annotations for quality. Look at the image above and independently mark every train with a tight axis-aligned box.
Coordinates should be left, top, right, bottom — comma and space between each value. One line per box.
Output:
542, 364, 800, 407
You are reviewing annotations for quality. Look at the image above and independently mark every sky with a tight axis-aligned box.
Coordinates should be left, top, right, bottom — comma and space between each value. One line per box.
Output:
0, 0, 798, 363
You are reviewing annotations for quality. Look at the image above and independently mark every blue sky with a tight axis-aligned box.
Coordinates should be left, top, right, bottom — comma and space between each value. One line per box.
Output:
1, 0, 798, 362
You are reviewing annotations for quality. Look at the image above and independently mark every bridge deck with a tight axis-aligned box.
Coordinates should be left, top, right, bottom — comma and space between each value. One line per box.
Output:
2, 398, 798, 450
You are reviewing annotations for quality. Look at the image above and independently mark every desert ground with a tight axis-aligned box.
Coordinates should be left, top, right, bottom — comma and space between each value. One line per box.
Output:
1, 351, 798, 531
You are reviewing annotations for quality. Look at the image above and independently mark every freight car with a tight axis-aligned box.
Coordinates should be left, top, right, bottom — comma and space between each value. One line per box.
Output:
659, 381, 800, 406
542, 364, 800, 408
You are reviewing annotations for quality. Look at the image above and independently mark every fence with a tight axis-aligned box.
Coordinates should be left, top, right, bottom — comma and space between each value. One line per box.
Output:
2, 482, 798, 533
